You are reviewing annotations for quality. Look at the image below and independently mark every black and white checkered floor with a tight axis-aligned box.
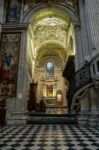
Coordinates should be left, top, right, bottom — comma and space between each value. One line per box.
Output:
0, 125, 99, 150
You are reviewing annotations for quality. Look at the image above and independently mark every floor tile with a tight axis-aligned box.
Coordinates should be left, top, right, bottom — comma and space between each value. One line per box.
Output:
0, 125, 99, 150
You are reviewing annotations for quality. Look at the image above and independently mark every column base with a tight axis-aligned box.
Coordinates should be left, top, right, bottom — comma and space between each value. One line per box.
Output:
7, 112, 27, 125
78, 111, 90, 125
89, 111, 99, 126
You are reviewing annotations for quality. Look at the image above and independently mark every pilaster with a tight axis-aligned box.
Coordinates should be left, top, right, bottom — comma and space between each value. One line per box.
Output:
0, 0, 4, 23
74, 24, 84, 71
6, 26, 28, 124
79, 0, 91, 61
78, 90, 90, 125
89, 86, 99, 126
84, 0, 99, 59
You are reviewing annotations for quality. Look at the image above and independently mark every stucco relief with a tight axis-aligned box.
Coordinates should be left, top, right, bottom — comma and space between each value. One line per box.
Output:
23, 0, 78, 14
23, 0, 76, 7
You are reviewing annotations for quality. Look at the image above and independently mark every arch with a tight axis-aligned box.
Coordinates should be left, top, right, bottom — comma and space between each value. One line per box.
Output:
20, 2, 80, 114
21, 3, 79, 24
36, 42, 66, 68
36, 40, 66, 52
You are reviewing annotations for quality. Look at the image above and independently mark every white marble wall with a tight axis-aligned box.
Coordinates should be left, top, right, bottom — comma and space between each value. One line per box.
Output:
84, 0, 99, 58
0, 0, 4, 41
74, 0, 99, 66
83, 0, 99, 121
78, 0, 91, 62
0, 0, 4, 23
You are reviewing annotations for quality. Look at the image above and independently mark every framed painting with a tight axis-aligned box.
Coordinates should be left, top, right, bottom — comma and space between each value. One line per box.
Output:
0, 33, 21, 97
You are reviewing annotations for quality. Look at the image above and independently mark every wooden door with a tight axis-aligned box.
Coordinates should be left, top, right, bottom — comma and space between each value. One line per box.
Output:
28, 83, 37, 111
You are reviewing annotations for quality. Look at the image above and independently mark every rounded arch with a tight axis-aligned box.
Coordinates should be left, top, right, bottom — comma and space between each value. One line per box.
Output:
36, 42, 66, 67
36, 40, 66, 52
21, 3, 79, 24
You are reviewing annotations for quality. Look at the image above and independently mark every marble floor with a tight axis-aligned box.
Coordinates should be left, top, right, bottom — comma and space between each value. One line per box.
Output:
46, 107, 67, 114
0, 125, 99, 150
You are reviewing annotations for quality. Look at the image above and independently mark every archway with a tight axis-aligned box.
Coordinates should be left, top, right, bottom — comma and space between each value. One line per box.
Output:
23, 4, 79, 114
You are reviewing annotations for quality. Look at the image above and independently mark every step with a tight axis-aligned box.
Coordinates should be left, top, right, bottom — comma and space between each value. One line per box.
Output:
27, 113, 78, 124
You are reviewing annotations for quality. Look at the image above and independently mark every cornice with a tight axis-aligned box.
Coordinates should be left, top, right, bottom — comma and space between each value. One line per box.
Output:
1, 23, 29, 32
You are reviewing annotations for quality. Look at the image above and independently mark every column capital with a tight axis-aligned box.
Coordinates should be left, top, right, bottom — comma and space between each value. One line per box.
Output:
73, 21, 81, 31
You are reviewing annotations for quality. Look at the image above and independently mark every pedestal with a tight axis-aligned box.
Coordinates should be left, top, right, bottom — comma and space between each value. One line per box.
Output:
78, 91, 90, 125
89, 87, 99, 126
7, 112, 27, 125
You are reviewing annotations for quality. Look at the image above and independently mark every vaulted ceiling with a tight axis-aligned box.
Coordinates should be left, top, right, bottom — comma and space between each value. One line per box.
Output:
29, 8, 73, 68
30, 8, 70, 51
33, 17, 68, 50
36, 43, 67, 67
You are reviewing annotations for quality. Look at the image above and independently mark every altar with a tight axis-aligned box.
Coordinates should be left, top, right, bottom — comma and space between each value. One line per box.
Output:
43, 97, 56, 106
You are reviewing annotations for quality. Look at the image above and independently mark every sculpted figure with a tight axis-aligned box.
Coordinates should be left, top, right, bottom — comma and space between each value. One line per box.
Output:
7, 0, 21, 22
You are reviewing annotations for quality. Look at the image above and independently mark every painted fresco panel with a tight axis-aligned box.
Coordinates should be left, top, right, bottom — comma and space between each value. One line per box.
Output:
0, 33, 21, 97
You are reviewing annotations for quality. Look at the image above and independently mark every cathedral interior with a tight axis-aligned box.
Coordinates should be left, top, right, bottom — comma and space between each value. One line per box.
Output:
26, 8, 75, 114
0, 0, 99, 149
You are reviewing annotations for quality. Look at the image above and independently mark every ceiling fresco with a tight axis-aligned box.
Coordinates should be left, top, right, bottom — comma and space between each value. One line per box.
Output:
30, 8, 71, 52
29, 8, 74, 69
33, 17, 68, 49
36, 43, 67, 66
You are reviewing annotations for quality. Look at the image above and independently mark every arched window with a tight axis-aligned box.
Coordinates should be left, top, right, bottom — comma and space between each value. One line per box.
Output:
46, 61, 54, 77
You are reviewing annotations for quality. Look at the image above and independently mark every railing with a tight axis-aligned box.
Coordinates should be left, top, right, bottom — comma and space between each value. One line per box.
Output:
75, 63, 92, 91
67, 63, 92, 112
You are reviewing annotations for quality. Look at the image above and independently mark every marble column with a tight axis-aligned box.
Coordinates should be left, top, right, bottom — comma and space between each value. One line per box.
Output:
89, 86, 99, 125
80, 92, 90, 114
0, 0, 4, 23
20, 0, 24, 21
78, 90, 91, 125
90, 87, 98, 113
85, 0, 99, 57
8, 30, 28, 125
74, 24, 84, 71
79, 0, 91, 61
0, 0, 4, 41
16, 31, 27, 111
0, 23, 1, 40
